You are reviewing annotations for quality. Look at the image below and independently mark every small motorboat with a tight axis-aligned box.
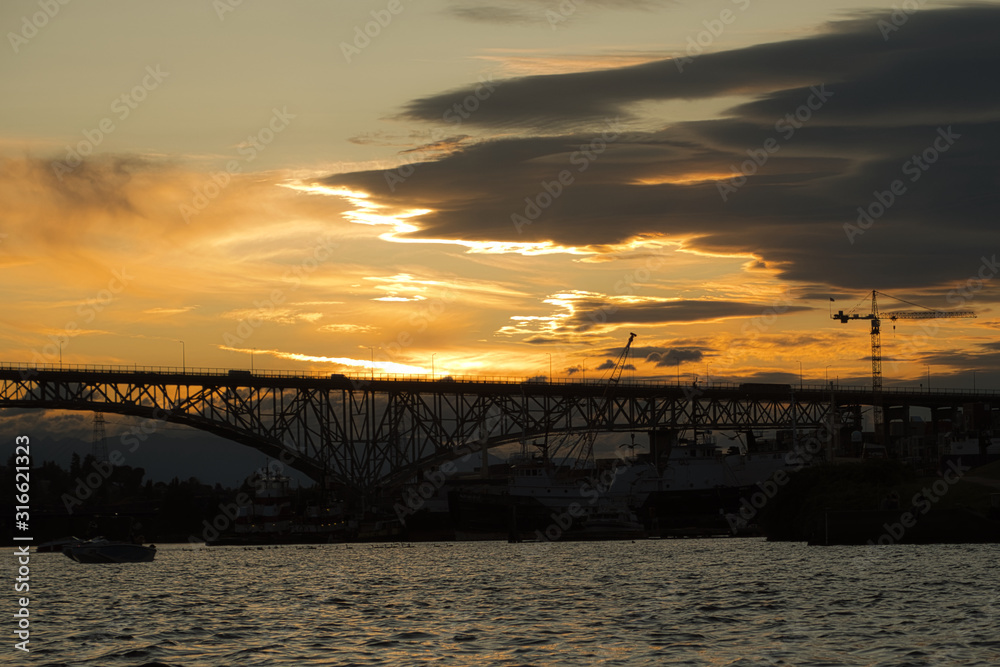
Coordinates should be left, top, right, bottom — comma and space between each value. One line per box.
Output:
36, 536, 83, 553
62, 538, 156, 563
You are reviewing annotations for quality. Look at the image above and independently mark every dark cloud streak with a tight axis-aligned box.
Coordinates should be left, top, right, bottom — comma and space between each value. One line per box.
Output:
567, 299, 813, 331
324, 6, 1000, 293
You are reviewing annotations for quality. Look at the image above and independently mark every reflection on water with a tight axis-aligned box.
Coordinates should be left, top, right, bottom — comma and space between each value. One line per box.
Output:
15, 539, 1000, 665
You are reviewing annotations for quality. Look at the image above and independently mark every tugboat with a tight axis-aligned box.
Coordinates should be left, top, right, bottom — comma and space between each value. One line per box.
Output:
207, 468, 352, 545
233, 469, 296, 541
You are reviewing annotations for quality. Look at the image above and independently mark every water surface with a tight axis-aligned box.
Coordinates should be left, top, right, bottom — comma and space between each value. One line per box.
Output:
11, 539, 1000, 665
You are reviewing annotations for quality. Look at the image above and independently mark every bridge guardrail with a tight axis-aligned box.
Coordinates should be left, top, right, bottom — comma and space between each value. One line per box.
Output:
1, 362, 996, 396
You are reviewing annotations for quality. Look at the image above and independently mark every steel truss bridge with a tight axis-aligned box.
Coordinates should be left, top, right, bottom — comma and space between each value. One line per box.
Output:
1, 364, 996, 493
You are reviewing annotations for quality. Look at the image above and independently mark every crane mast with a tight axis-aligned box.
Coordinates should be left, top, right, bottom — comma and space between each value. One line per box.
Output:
871, 291, 882, 397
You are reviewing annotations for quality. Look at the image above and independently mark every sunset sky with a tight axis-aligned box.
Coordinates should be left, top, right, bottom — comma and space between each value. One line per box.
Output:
2, 1, 998, 477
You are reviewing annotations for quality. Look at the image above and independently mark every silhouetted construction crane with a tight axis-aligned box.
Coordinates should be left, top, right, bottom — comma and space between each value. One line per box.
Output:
832, 290, 975, 430
577, 331, 637, 466
604, 332, 638, 388
549, 332, 637, 467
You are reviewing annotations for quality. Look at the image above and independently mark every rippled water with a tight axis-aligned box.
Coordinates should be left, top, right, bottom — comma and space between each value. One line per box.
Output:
9, 539, 1000, 666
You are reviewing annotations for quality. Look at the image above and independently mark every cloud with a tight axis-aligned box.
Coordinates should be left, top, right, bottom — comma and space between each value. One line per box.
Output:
321, 6, 1000, 294
144, 306, 198, 315
566, 298, 813, 332
318, 324, 377, 334
0, 154, 351, 281
444, 0, 666, 25
497, 290, 813, 339
221, 308, 323, 325
596, 359, 636, 371
524, 336, 561, 344
641, 347, 704, 366
218, 346, 426, 375
409, 7, 1000, 129
446, 3, 542, 24
913, 345, 1000, 372
587, 343, 708, 371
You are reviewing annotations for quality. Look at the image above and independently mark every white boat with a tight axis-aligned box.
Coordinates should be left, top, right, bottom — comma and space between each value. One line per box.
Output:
62, 538, 156, 563
572, 506, 646, 540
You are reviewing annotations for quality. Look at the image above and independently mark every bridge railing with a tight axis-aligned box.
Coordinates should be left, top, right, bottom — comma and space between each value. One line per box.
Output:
0, 362, 995, 396
0, 361, 690, 386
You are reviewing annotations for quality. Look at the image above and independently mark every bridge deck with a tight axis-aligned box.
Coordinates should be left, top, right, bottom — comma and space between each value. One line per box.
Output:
1, 362, 996, 401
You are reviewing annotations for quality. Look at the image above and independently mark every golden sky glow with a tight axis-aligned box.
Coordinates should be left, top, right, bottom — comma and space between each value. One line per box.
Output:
1, 0, 997, 396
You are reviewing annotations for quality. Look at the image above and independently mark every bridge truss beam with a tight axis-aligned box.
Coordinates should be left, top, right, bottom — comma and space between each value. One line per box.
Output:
1, 368, 845, 492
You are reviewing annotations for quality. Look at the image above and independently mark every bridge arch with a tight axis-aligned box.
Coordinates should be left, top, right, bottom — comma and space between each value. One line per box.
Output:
1, 397, 332, 484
